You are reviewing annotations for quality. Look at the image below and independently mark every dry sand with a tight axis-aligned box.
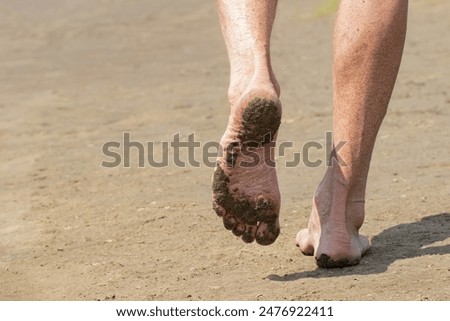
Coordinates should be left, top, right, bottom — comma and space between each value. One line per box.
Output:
0, 0, 449, 300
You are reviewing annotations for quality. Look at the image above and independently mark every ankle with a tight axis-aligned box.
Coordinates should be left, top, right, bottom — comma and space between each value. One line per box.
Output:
314, 167, 366, 229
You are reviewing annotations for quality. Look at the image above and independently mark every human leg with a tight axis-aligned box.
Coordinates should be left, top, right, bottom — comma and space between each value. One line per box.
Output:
296, 0, 408, 267
212, 0, 282, 245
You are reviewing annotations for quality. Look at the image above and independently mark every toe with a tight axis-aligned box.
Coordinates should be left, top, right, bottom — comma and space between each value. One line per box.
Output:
213, 201, 226, 217
241, 224, 257, 243
232, 219, 246, 236
295, 229, 314, 256
222, 214, 237, 230
255, 221, 280, 246
359, 235, 371, 255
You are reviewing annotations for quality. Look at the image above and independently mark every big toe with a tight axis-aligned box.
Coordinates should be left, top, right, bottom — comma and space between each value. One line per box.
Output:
295, 229, 314, 256
359, 235, 371, 255
255, 221, 280, 246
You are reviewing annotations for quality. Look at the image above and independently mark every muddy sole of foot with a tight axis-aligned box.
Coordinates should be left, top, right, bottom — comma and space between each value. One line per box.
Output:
211, 96, 281, 245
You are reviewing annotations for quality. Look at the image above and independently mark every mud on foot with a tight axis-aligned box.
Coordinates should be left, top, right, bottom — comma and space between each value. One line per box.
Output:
212, 93, 282, 245
295, 174, 371, 268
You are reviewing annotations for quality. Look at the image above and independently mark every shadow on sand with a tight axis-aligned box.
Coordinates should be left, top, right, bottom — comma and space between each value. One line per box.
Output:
267, 212, 450, 281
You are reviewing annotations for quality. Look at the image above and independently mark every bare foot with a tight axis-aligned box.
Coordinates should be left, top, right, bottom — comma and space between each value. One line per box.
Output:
296, 168, 371, 267
212, 85, 282, 245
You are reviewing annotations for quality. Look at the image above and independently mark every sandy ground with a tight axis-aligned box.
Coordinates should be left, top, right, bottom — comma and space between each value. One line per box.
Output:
0, 0, 449, 301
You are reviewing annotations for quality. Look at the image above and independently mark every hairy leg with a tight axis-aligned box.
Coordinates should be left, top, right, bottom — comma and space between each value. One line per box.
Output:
212, 0, 282, 245
296, 0, 408, 267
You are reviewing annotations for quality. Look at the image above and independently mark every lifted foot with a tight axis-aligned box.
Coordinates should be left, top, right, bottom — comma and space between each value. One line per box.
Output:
212, 89, 282, 245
